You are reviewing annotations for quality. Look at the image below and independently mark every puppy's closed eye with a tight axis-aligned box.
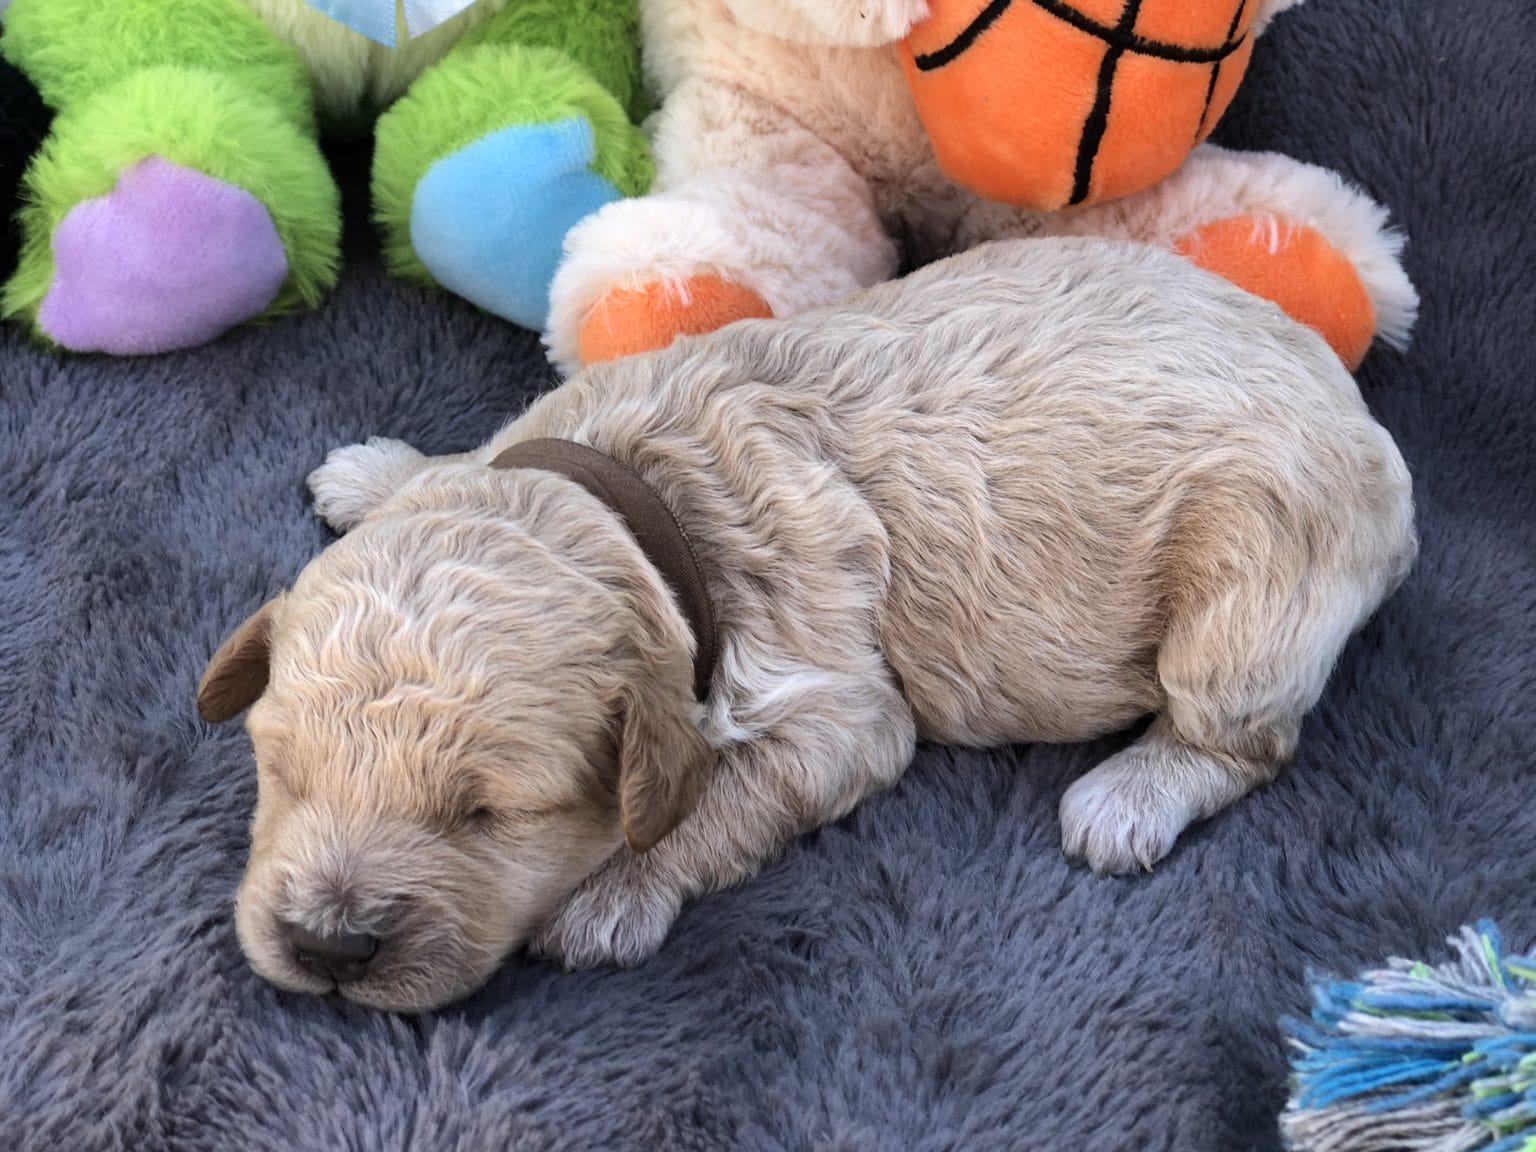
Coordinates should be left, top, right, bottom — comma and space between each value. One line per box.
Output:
450, 801, 545, 840
459, 806, 502, 834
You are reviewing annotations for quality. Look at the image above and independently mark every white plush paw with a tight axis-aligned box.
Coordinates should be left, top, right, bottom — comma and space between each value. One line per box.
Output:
1059, 751, 1198, 875
307, 437, 424, 532
529, 853, 683, 970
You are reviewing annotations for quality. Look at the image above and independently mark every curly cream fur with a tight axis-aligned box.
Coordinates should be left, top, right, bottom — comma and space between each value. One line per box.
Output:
217, 238, 1415, 1008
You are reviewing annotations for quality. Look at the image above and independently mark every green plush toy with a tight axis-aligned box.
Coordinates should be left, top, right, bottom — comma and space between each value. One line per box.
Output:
0, 0, 651, 355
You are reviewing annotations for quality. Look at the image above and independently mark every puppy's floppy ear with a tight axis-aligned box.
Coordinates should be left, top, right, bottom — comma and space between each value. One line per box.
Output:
198, 599, 279, 723
616, 675, 715, 854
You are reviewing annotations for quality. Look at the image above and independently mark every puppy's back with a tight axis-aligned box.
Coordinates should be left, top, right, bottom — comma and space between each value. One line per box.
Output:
717, 237, 1415, 742
771, 236, 1371, 425
534, 237, 1413, 743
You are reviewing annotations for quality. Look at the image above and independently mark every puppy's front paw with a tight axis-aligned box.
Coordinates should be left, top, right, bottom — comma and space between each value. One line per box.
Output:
530, 853, 682, 970
307, 437, 424, 532
1059, 749, 1196, 875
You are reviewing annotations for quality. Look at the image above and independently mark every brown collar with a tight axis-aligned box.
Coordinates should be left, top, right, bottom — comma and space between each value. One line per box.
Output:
489, 438, 718, 701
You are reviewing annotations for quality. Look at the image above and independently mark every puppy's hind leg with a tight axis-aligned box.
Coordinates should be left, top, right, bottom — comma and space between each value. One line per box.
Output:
307, 437, 430, 532
1060, 489, 1407, 874
1059, 714, 1280, 874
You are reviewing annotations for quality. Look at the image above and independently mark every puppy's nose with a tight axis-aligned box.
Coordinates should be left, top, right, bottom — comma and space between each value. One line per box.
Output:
282, 922, 379, 984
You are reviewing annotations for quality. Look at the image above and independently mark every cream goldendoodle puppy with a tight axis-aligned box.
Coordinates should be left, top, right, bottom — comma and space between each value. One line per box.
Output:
200, 237, 1415, 1011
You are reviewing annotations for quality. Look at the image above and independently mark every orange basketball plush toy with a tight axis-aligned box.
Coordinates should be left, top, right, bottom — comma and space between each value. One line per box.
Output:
901, 0, 1262, 210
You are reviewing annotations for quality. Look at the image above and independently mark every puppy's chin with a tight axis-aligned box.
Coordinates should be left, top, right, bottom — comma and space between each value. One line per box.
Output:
332, 977, 469, 1013
326, 953, 498, 1013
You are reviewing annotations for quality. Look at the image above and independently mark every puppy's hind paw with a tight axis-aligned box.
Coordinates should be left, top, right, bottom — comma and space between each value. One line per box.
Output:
307, 437, 424, 532
1058, 749, 1195, 876
529, 853, 682, 971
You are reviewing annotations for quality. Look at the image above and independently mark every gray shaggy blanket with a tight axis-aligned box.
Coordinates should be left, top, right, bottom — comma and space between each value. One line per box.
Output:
2, 3, 1532, 1148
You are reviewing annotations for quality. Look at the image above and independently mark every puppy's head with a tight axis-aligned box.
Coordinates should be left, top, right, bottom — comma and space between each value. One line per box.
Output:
199, 467, 714, 1011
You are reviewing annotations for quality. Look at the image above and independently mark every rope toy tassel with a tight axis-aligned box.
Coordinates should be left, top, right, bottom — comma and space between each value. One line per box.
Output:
1282, 921, 1536, 1152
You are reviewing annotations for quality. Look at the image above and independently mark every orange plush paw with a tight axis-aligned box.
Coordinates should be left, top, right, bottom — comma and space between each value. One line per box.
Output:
1175, 216, 1377, 370
577, 274, 774, 366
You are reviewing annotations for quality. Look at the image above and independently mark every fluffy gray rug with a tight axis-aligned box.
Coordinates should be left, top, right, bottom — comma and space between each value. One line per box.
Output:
2, 3, 1533, 1148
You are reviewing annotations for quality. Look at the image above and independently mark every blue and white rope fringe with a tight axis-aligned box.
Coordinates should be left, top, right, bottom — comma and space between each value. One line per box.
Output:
1283, 921, 1536, 1152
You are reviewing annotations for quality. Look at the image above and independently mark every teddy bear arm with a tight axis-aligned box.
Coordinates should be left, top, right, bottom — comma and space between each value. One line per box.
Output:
545, 79, 898, 373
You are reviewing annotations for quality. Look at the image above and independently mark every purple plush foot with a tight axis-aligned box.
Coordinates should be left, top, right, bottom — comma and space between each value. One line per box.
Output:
38, 156, 287, 355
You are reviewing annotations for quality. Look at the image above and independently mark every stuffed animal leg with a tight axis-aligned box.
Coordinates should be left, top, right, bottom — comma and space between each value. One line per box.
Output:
0, 52, 51, 289
373, 0, 652, 333
546, 77, 897, 373
959, 144, 1419, 370
1, 0, 339, 355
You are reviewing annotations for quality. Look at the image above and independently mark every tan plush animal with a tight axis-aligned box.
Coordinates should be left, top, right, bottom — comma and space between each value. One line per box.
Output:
200, 238, 1415, 1011
549, 0, 1416, 375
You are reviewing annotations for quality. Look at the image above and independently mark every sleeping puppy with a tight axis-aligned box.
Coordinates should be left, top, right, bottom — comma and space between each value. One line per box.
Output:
199, 237, 1416, 1012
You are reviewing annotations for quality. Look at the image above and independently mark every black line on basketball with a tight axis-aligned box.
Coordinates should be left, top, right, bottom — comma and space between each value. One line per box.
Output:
1196, 0, 1250, 139
915, 0, 1249, 72
1069, 0, 1144, 205
914, 0, 1016, 70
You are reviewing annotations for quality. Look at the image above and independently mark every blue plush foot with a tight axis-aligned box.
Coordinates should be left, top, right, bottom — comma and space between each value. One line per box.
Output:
409, 116, 624, 332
